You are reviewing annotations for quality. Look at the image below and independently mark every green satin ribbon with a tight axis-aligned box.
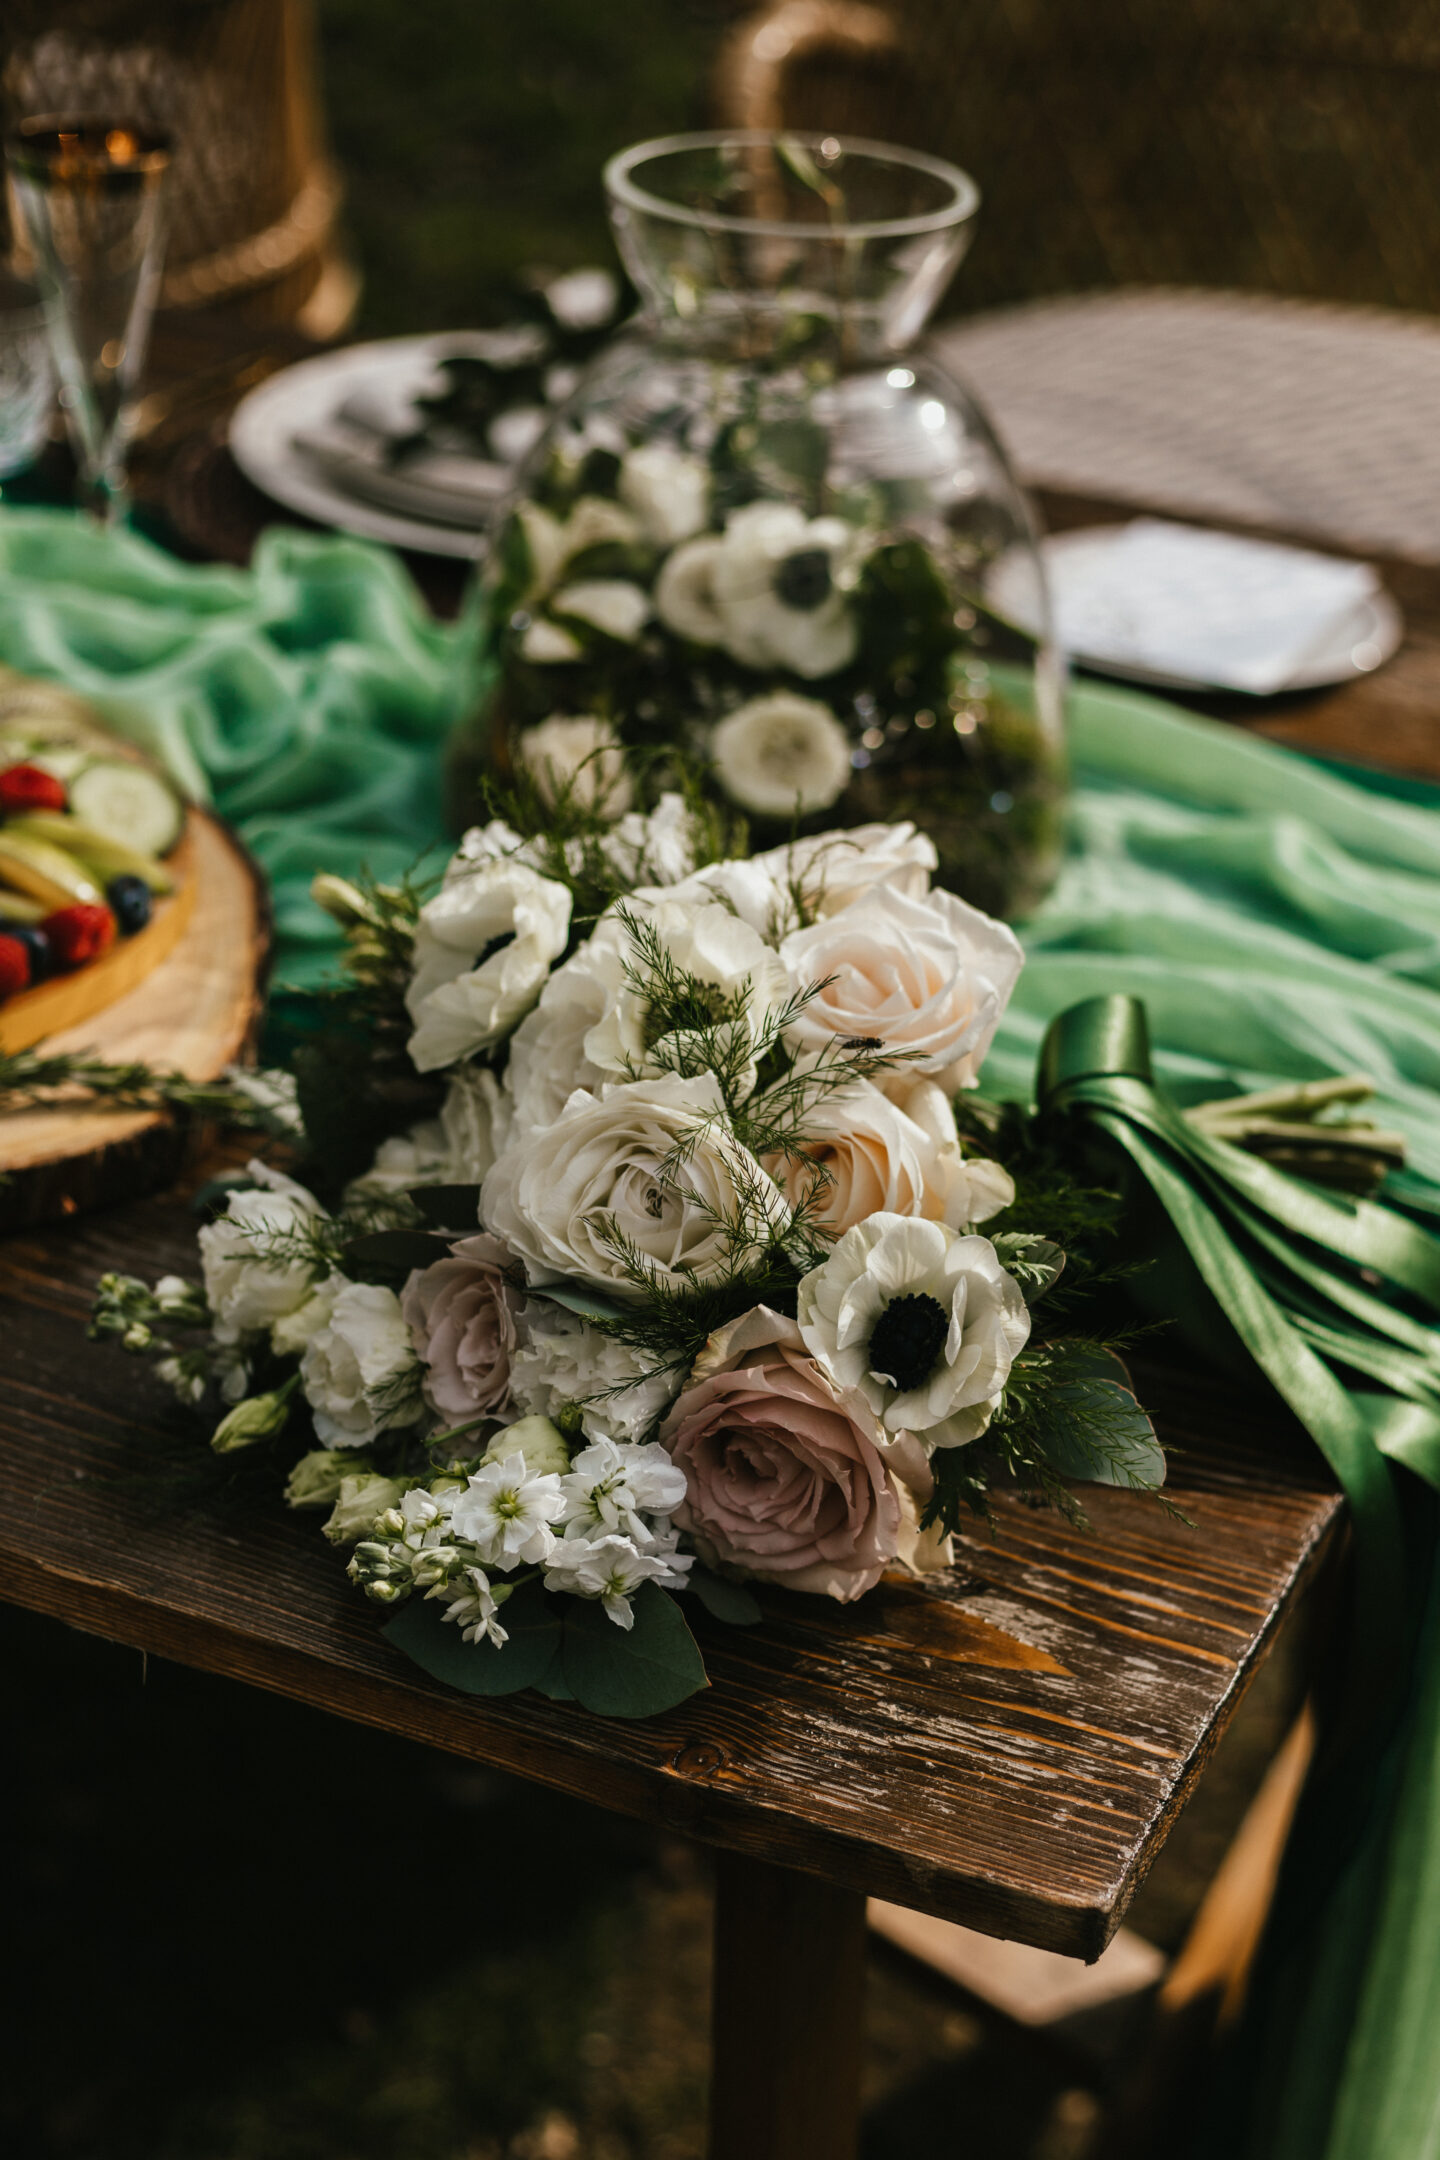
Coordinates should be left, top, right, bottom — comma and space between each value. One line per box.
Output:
1037, 994, 1440, 1731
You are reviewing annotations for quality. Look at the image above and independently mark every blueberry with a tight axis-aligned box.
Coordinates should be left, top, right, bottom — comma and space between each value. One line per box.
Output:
0, 922, 51, 980
106, 875, 152, 935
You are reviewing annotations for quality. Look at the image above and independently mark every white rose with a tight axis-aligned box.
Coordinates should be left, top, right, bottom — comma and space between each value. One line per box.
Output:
656, 502, 861, 678
405, 856, 572, 1073
779, 876, 1023, 1090
198, 1161, 326, 1345
480, 1072, 789, 1302
516, 714, 632, 812
796, 1214, 1031, 1449
300, 1281, 424, 1448
751, 821, 937, 916
763, 1073, 1014, 1235
619, 442, 710, 545
510, 1302, 682, 1442
711, 692, 853, 818
551, 578, 650, 643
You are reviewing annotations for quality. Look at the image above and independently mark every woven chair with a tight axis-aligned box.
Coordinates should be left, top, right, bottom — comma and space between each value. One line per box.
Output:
716, 0, 1440, 316
2, 0, 356, 339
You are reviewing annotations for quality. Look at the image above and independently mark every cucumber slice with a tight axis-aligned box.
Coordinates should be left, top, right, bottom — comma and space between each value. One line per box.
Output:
70, 759, 184, 857
6, 813, 174, 894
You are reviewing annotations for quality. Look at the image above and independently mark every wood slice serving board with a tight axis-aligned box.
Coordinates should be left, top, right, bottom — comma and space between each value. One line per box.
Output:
0, 811, 268, 1230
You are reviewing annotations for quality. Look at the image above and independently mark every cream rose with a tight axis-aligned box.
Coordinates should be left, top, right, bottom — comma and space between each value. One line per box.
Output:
405, 855, 572, 1073
779, 876, 1023, 1091
658, 1306, 908, 1601
796, 1215, 1031, 1450
400, 1232, 524, 1425
763, 1074, 1014, 1235
480, 1072, 789, 1302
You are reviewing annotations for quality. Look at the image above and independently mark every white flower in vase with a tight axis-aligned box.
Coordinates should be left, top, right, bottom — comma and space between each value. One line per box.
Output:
619, 441, 710, 545
300, 1281, 425, 1447
544, 266, 620, 331
517, 712, 633, 812
655, 501, 862, 678
480, 1071, 789, 1303
550, 578, 651, 643
514, 495, 641, 602
710, 691, 853, 818
779, 876, 1023, 1093
448, 1451, 567, 1567
796, 1215, 1032, 1450
519, 617, 585, 664
405, 855, 572, 1073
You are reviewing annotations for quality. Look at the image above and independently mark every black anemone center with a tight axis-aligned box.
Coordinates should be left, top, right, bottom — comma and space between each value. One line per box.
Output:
773, 547, 833, 612
868, 1293, 949, 1392
476, 930, 515, 967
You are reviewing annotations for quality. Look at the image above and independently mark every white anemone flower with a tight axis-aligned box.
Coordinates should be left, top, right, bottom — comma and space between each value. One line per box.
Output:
515, 495, 641, 601
517, 713, 633, 812
405, 856, 572, 1073
710, 692, 853, 818
619, 442, 710, 545
448, 1452, 567, 1568
656, 502, 862, 678
796, 1214, 1032, 1449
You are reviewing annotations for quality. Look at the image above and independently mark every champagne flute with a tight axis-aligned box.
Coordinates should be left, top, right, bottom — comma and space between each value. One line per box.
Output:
5, 115, 172, 525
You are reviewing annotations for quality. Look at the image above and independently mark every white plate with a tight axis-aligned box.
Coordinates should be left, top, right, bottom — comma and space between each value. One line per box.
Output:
230, 336, 513, 559
988, 524, 1403, 695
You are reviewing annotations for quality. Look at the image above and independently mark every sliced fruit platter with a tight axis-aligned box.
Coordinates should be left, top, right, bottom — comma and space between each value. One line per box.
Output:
0, 673, 190, 1053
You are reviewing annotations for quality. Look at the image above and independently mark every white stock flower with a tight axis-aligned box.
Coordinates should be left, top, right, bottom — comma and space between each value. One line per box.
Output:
764, 1073, 1014, 1235
551, 578, 650, 642
710, 692, 852, 818
405, 855, 571, 1073
481, 1072, 788, 1303
448, 1452, 567, 1568
558, 1437, 690, 1542
438, 1565, 509, 1648
796, 1215, 1031, 1449
198, 1162, 326, 1344
751, 821, 937, 916
619, 441, 709, 544
300, 1282, 424, 1447
779, 877, 1023, 1091
656, 502, 861, 678
510, 1305, 681, 1441
516, 713, 633, 812
542, 1530, 689, 1628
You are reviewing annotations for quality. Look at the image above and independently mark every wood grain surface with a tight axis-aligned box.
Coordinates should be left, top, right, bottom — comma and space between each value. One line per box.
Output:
0, 1178, 1342, 1960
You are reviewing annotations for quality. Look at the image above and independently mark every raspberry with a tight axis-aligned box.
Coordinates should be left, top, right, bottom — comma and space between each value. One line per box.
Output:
0, 932, 31, 998
0, 762, 68, 815
43, 902, 116, 970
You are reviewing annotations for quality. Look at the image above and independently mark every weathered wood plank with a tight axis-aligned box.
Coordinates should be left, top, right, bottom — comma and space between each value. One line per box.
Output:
0, 1182, 1342, 1959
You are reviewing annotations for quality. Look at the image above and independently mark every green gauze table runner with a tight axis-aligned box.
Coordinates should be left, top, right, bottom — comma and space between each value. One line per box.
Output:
3, 505, 1440, 2159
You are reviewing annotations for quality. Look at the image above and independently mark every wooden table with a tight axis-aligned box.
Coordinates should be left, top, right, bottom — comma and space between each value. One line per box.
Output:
0, 1169, 1343, 2158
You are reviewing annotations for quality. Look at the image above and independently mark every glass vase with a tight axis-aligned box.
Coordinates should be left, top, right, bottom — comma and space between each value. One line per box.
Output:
459, 131, 1065, 920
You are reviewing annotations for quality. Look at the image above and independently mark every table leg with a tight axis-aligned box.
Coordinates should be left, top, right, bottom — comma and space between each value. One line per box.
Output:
709, 1849, 867, 2160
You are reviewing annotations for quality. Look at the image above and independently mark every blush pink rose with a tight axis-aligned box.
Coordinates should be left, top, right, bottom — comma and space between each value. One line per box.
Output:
659, 1306, 905, 1602
400, 1232, 523, 1424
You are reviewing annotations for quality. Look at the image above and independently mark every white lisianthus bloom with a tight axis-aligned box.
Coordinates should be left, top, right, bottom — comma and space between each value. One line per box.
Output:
551, 578, 650, 643
619, 441, 710, 545
763, 1073, 1014, 1235
779, 876, 1024, 1091
542, 1529, 690, 1628
300, 1282, 425, 1448
270, 1274, 341, 1357
448, 1452, 567, 1568
516, 713, 633, 813
320, 1471, 408, 1546
481, 1072, 789, 1302
405, 856, 572, 1074
514, 495, 641, 601
711, 692, 853, 819
796, 1215, 1031, 1449
751, 821, 937, 917
656, 502, 862, 678
479, 1413, 572, 1478
198, 1161, 326, 1344
509, 1305, 682, 1441
503, 949, 612, 1137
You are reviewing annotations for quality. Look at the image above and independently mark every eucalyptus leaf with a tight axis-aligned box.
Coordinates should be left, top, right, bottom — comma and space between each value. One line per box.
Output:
406, 1185, 483, 1230
1038, 1361, 1167, 1491
382, 1579, 563, 1696
687, 1566, 763, 1626
533, 1279, 629, 1323
560, 1584, 709, 1717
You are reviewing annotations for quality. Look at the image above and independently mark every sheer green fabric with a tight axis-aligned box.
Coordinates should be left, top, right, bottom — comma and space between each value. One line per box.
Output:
2, 506, 1439, 2153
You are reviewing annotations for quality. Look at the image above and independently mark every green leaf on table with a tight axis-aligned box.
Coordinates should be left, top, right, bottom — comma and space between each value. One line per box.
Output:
560, 1584, 710, 1716
1036, 1349, 1167, 1490
406, 1185, 483, 1230
687, 1566, 763, 1626
382, 1578, 563, 1696
341, 1228, 451, 1285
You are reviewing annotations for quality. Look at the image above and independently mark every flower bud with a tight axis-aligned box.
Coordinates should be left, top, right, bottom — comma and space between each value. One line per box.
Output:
122, 1322, 154, 1353
481, 1414, 571, 1480
363, 1577, 405, 1605
309, 873, 374, 926
210, 1388, 294, 1454
323, 1473, 406, 1546
411, 1545, 461, 1587
283, 1448, 373, 1510
374, 1507, 407, 1538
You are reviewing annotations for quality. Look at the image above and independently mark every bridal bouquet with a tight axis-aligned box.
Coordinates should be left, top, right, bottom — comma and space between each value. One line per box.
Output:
91, 786, 1161, 1717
